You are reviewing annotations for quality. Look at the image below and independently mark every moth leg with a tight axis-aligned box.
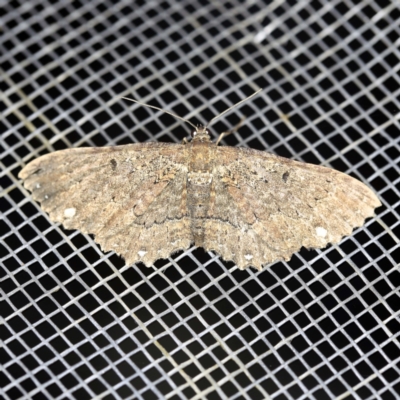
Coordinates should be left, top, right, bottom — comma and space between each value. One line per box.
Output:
215, 117, 246, 145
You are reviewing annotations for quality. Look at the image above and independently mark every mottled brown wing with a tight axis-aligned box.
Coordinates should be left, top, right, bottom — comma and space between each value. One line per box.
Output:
19, 143, 192, 266
203, 146, 381, 270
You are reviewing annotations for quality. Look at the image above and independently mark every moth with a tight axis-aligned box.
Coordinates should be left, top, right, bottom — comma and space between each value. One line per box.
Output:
19, 90, 381, 270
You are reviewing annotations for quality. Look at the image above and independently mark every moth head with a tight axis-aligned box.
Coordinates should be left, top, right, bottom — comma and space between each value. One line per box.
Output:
191, 124, 211, 142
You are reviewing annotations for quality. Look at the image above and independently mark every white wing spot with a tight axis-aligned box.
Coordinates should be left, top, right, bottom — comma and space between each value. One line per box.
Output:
244, 254, 253, 260
316, 227, 327, 238
64, 208, 76, 218
138, 250, 147, 258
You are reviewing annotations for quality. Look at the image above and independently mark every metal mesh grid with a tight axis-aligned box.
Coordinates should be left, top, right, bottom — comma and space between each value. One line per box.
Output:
1, 0, 399, 399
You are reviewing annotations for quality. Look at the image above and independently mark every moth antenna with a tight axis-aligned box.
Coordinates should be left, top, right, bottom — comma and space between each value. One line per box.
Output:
121, 96, 198, 130
205, 88, 262, 128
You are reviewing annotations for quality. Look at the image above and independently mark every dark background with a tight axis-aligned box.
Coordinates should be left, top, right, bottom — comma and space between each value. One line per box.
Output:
1, 1, 399, 399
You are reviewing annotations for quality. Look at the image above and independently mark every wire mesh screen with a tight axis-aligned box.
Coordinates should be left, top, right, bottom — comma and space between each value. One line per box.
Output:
1, 0, 399, 399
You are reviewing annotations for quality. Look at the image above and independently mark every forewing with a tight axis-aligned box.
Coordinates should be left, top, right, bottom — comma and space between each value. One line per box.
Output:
19, 143, 192, 266
204, 146, 381, 270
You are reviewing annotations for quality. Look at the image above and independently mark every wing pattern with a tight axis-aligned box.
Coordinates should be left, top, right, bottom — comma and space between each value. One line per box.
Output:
202, 147, 381, 270
20, 142, 381, 270
19, 143, 192, 266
